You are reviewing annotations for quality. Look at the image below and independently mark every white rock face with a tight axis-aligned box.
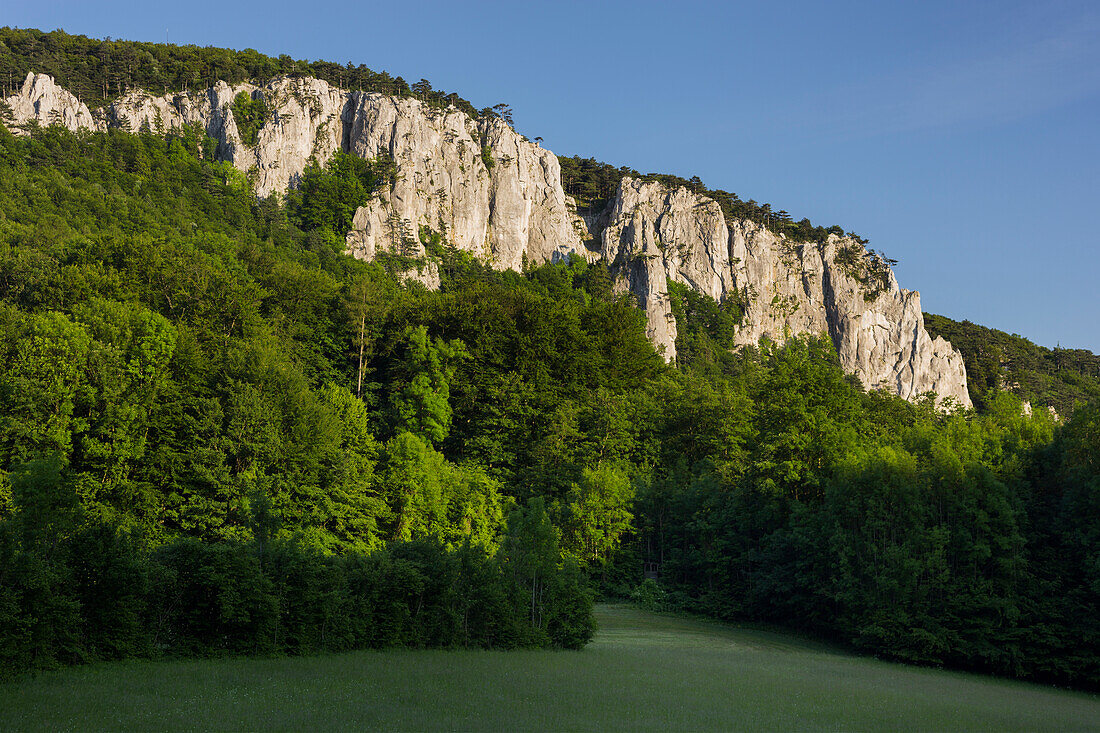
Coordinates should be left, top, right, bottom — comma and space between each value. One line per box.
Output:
601, 178, 970, 407
1, 73, 970, 405
342, 93, 493, 265
2, 71, 587, 280
3, 72, 97, 132
106, 78, 349, 196
251, 78, 349, 194
479, 118, 586, 269
342, 96, 587, 271
599, 178, 735, 360
7, 75, 348, 196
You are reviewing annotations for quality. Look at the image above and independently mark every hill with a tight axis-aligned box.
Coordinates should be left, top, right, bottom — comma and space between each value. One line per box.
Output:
2, 27, 969, 405
925, 312, 1100, 416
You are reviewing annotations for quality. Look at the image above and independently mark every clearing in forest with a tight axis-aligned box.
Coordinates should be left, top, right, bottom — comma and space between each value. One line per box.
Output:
1, 604, 1097, 731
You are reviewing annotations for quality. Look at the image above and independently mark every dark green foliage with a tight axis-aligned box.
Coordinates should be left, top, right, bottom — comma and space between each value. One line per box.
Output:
666, 281, 742, 373
833, 242, 895, 301
0, 516, 592, 677
630, 578, 670, 612
231, 91, 269, 146
498, 498, 595, 649
0, 27, 480, 117
287, 151, 391, 236
633, 340, 1100, 690
1018, 402, 1100, 686
559, 156, 635, 211
925, 312, 1100, 415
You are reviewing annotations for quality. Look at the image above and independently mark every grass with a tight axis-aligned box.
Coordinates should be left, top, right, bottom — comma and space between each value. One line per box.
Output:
2, 604, 1098, 731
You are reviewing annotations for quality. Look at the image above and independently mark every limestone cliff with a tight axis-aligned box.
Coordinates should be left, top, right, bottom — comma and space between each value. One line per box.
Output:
104, 77, 349, 196
3, 72, 96, 131
597, 177, 971, 406
342, 96, 587, 275
2, 72, 970, 405
598, 178, 733, 360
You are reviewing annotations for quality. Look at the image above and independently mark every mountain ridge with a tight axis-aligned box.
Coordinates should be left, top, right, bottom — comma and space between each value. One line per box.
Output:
3, 56, 969, 406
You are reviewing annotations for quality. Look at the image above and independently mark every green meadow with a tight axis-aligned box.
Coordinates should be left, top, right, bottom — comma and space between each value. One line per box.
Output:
2, 604, 1097, 731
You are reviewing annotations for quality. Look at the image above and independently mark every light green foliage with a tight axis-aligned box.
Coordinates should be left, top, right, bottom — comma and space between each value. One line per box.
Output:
499, 498, 562, 632
445, 462, 507, 549
72, 300, 177, 505
752, 336, 864, 499
380, 432, 505, 547
557, 464, 634, 565
220, 162, 250, 193
0, 309, 91, 463
0, 470, 11, 518
392, 325, 466, 445
381, 431, 447, 542
312, 383, 386, 552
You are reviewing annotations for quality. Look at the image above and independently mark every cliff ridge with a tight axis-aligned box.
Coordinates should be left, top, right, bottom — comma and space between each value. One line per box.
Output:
3, 72, 969, 406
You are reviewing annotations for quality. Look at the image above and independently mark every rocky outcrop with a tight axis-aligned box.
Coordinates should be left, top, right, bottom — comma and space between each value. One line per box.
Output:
598, 177, 971, 406
342, 96, 587, 273
1, 72, 970, 405
729, 221, 969, 405
599, 179, 734, 360
3, 72, 96, 132
4, 73, 349, 196
104, 78, 587, 270
106, 78, 349, 196
2, 71, 589, 280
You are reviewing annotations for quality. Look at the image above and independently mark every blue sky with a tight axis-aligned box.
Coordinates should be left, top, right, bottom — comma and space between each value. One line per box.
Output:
7, 0, 1100, 350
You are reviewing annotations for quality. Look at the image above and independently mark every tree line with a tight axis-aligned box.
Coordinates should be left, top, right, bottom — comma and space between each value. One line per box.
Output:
559, 155, 860, 246
0, 27, 483, 117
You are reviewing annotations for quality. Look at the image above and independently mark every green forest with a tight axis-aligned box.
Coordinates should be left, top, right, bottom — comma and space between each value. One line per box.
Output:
0, 122, 1096, 690
925, 313, 1100, 416
0, 27, 482, 116
1, 24, 1099, 691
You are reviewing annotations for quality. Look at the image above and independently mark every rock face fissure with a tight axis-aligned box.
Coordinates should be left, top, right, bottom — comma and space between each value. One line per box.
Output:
3, 72, 970, 406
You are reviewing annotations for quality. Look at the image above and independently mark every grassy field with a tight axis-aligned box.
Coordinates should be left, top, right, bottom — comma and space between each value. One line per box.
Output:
2, 604, 1098, 731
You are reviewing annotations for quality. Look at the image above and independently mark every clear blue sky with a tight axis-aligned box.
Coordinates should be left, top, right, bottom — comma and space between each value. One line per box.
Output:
8, 0, 1100, 351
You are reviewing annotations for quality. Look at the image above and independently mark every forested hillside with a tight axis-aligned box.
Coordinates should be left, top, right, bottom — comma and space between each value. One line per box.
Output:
0, 122, 1096, 689
0, 123, 602, 671
0, 29, 1098, 691
925, 313, 1100, 416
